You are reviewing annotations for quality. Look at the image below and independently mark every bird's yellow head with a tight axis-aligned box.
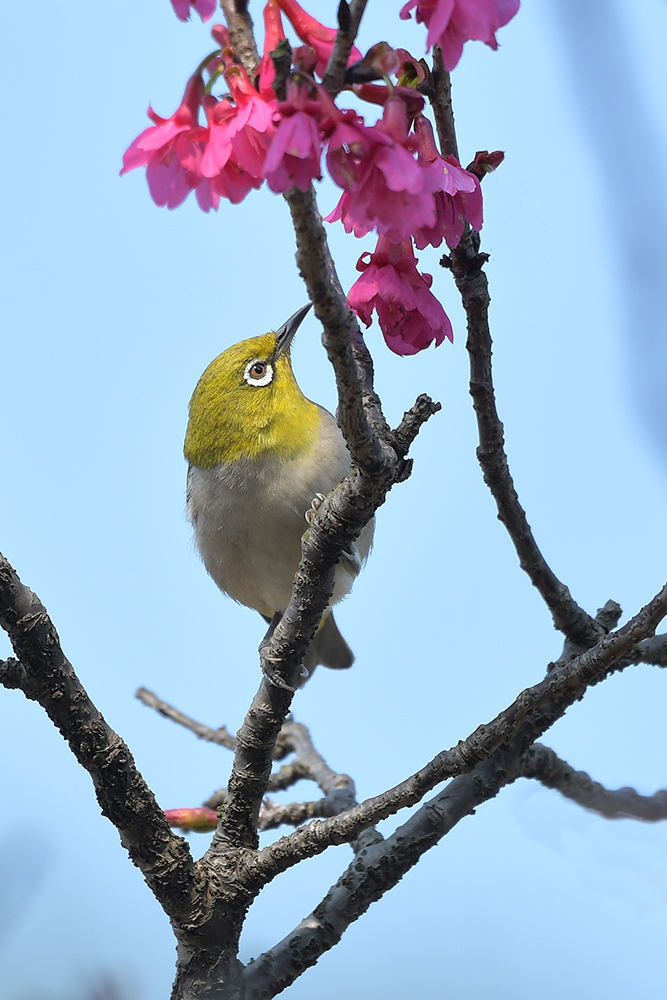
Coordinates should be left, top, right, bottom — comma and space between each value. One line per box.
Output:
184, 304, 321, 467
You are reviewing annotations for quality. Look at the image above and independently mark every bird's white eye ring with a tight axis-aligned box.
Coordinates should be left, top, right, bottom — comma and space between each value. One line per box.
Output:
244, 359, 273, 387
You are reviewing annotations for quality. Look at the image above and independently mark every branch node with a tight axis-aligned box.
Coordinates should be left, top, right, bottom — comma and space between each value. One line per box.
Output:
0, 656, 27, 689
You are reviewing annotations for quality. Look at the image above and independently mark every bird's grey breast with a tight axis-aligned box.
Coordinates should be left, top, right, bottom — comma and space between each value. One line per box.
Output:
186, 407, 359, 615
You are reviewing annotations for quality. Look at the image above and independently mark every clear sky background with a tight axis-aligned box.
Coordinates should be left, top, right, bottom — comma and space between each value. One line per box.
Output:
2, 1, 667, 998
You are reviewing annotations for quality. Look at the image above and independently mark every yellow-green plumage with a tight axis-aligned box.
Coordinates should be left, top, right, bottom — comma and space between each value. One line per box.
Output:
185, 334, 321, 466
184, 308, 374, 675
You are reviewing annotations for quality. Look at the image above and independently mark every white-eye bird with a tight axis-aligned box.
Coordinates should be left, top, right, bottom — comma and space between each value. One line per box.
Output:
184, 304, 374, 677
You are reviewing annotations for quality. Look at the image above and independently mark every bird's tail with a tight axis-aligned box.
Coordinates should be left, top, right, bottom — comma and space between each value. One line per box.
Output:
305, 610, 354, 673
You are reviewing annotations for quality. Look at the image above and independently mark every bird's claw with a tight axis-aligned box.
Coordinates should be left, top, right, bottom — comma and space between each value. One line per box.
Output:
305, 492, 326, 525
260, 655, 297, 692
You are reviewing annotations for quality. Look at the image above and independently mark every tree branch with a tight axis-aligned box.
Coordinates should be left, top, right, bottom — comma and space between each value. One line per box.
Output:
207, 131, 439, 856
220, 0, 260, 75
427, 62, 603, 650
442, 232, 602, 649
136, 686, 237, 749
248, 581, 667, 881
283, 184, 394, 472
520, 743, 667, 821
428, 47, 459, 159
322, 0, 369, 96
243, 740, 524, 997
624, 632, 667, 667
0, 553, 196, 923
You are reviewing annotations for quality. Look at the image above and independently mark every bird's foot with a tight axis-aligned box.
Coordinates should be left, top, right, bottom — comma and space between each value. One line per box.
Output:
305, 492, 326, 525
260, 652, 298, 692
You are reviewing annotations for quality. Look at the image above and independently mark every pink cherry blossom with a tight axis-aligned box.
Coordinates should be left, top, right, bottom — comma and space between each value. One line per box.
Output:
325, 96, 440, 243
200, 66, 277, 202
347, 237, 453, 355
263, 79, 322, 192
324, 113, 374, 190
400, 0, 520, 70
170, 0, 217, 23
411, 115, 483, 248
121, 74, 219, 212
276, 0, 362, 78
199, 98, 259, 204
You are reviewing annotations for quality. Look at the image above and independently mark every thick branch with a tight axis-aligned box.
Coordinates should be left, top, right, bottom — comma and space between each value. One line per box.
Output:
283, 185, 393, 473
0, 554, 196, 922
213, 194, 438, 848
520, 744, 667, 821
249, 581, 667, 881
245, 674, 667, 995
244, 741, 523, 997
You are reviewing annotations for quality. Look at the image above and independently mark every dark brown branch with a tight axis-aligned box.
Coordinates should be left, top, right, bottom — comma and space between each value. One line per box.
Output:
244, 678, 667, 994
0, 553, 196, 923
211, 0, 435, 857
427, 61, 602, 651
625, 632, 667, 666
393, 394, 443, 462
521, 744, 667, 821
249, 581, 667, 881
283, 185, 393, 473
259, 798, 330, 830
212, 189, 438, 848
136, 687, 237, 750
444, 229, 603, 649
244, 741, 523, 997
220, 0, 260, 75
322, 0, 369, 95
428, 47, 459, 159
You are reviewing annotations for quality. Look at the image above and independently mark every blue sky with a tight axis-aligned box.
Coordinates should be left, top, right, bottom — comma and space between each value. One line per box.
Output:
2, 2, 667, 997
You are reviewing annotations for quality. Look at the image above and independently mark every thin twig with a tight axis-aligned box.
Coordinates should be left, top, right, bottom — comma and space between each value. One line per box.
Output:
428, 47, 459, 159
427, 61, 603, 650
259, 798, 330, 830
322, 0, 369, 95
136, 687, 237, 750
624, 632, 667, 666
521, 743, 667, 820
445, 226, 603, 649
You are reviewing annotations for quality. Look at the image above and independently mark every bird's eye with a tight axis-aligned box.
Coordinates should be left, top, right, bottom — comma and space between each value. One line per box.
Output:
243, 359, 274, 387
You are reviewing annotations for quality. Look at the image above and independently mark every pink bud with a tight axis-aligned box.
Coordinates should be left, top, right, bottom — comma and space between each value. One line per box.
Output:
165, 808, 219, 832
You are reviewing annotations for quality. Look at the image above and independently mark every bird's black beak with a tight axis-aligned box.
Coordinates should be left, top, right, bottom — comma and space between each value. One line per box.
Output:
275, 303, 312, 357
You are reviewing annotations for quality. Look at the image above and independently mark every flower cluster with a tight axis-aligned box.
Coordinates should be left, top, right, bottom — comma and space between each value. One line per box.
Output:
348, 238, 453, 355
123, 0, 517, 354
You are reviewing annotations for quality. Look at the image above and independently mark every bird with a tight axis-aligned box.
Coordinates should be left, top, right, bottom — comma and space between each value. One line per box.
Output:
184, 303, 374, 681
